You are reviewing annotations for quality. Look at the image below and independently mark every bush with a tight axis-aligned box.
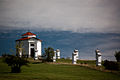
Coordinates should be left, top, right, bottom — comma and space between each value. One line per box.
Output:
103, 60, 120, 71
44, 47, 54, 62
3, 54, 29, 73
115, 51, 120, 62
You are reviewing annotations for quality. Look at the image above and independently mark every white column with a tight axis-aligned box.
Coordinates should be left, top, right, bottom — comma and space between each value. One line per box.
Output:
56, 49, 60, 59
95, 49, 102, 66
28, 42, 31, 58
53, 51, 56, 62
34, 49, 38, 60
72, 50, 78, 64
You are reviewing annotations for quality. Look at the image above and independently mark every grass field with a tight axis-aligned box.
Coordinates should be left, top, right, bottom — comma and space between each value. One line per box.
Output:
0, 58, 120, 80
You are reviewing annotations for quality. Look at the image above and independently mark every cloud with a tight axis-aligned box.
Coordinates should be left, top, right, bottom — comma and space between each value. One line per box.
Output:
41, 32, 120, 60
0, 30, 119, 61
0, 0, 120, 33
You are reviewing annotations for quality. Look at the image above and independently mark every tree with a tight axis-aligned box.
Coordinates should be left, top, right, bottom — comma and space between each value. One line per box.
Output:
44, 47, 54, 62
103, 60, 120, 70
3, 54, 29, 73
16, 41, 23, 57
16, 42, 27, 57
115, 51, 120, 62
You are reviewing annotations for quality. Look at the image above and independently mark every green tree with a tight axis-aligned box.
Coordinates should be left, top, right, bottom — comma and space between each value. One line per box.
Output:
16, 41, 23, 57
115, 51, 120, 62
16, 42, 27, 57
103, 60, 120, 70
44, 47, 54, 62
3, 54, 29, 73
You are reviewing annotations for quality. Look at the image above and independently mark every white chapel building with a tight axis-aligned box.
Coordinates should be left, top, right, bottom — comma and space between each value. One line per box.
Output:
16, 32, 42, 58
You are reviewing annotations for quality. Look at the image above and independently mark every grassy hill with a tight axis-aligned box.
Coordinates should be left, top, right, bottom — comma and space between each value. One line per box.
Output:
0, 58, 120, 80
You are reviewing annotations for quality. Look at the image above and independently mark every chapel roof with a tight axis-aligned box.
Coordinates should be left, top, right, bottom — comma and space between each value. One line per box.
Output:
22, 32, 36, 36
16, 37, 42, 42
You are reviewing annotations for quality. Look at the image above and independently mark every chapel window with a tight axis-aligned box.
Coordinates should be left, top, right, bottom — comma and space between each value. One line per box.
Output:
31, 44, 34, 46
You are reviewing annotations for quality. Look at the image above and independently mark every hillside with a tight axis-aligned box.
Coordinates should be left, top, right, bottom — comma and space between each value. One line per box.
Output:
0, 58, 120, 80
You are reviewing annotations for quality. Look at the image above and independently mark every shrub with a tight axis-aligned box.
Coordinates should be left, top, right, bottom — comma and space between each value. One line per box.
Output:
44, 47, 54, 62
103, 60, 120, 71
3, 54, 29, 73
115, 51, 120, 62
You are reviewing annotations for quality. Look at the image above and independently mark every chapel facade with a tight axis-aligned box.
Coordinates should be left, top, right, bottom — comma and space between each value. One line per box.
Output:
16, 32, 42, 59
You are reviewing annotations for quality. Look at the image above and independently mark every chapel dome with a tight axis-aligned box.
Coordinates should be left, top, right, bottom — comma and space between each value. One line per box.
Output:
22, 32, 36, 38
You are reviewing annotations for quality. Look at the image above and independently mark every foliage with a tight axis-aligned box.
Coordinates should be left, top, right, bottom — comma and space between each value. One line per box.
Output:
114, 51, 120, 62
2, 54, 29, 73
103, 60, 120, 71
16, 42, 23, 56
44, 47, 54, 62
16, 42, 27, 57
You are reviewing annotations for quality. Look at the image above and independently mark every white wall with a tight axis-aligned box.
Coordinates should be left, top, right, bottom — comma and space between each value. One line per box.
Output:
37, 41, 42, 56
16, 38, 42, 57
28, 38, 42, 56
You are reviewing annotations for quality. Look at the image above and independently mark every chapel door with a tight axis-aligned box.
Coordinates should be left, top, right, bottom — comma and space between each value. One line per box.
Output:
31, 48, 35, 58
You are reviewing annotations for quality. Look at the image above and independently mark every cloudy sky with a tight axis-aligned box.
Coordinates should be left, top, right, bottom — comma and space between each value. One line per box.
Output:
0, 0, 120, 60
0, 0, 120, 33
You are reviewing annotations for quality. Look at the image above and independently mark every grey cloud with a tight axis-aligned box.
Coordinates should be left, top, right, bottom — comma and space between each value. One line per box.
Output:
0, 0, 120, 33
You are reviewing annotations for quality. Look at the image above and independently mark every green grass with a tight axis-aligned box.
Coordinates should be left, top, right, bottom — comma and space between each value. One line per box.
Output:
0, 58, 120, 80
56, 58, 72, 63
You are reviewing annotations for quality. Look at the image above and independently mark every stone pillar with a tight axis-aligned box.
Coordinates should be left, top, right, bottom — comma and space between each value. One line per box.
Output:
72, 50, 79, 64
53, 51, 56, 62
95, 49, 102, 66
56, 49, 60, 59
28, 42, 31, 58
34, 49, 38, 60
76, 50, 79, 60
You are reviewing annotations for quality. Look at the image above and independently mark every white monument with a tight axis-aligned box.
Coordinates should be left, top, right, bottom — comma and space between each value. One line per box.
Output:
53, 51, 56, 62
95, 49, 102, 66
76, 50, 79, 60
56, 49, 60, 59
72, 49, 79, 64
16, 32, 42, 59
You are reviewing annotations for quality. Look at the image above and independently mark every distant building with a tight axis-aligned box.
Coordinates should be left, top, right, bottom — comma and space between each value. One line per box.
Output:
16, 32, 42, 59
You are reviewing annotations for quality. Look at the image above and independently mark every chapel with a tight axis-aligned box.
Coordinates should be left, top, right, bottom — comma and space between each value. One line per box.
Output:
16, 32, 42, 59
